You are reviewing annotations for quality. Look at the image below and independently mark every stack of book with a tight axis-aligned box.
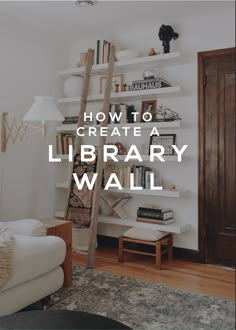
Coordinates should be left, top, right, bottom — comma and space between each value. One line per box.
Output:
136, 207, 174, 225
97, 104, 135, 125
95, 40, 111, 65
62, 116, 93, 126
56, 133, 75, 155
129, 78, 171, 91
62, 116, 78, 124
117, 165, 153, 189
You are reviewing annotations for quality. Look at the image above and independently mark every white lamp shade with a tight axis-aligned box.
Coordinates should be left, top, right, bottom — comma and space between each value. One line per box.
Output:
23, 96, 64, 122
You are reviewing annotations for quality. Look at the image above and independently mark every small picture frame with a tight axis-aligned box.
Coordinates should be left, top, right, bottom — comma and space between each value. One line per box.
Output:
141, 100, 157, 122
149, 134, 176, 155
100, 74, 124, 94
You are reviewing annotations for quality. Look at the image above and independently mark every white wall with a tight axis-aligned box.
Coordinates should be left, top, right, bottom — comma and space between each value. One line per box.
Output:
0, 30, 59, 220
57, 4, 234, 249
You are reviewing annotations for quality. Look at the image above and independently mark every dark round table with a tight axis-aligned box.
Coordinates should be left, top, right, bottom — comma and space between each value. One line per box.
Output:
0, 310, 131, 329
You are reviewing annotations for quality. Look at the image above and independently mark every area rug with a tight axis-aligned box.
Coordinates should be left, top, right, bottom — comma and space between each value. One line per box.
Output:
49, 265, 235, 330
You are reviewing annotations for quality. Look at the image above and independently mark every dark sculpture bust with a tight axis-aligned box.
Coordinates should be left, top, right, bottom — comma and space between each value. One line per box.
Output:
158, 25, 179, 53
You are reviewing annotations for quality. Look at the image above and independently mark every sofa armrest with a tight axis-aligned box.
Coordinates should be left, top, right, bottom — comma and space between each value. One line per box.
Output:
1, 219, 46, 237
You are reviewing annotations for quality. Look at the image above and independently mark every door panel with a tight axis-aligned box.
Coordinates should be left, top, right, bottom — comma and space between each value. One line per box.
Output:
198, 48, 236, 267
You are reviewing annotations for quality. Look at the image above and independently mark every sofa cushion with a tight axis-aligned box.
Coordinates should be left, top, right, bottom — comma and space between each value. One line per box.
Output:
123, 227, 169, 241
0, 235, 66, 293
2, 219, 46, 237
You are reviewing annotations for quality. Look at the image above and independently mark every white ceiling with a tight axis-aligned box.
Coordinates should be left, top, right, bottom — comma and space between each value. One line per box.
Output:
0, 1, 234, 44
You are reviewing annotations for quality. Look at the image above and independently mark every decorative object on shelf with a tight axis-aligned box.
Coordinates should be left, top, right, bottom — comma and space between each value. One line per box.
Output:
158, 24, 179, 54
1, 97, 64, 152
153, 105, 181, 122
115, 49, 141, 61
141, 100, 157, 122
148, 48, 160, 56
63, 76, 83, 98
143, 70, 155, 80
168, 184, 177, 191
115, 142, 127, 155
75, 0, 95, 7
106, 142, 127, 155
148, 48, 156, 56
122, 83, 127, 92
129, 77, 171, 91
100, 74, 124, 94
101, 195, 132, 219
149, 134, 176, 155
100, 103, 136, 125
115, 83, 120, 93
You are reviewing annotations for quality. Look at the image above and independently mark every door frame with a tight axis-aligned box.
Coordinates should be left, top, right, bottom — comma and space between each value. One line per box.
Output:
198, 47, 235, 263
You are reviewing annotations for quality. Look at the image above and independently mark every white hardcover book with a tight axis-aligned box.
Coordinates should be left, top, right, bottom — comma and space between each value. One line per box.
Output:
120, 104, 126, 124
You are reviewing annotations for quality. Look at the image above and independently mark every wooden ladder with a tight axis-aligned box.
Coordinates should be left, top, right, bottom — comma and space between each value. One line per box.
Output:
64, 45, 116, 268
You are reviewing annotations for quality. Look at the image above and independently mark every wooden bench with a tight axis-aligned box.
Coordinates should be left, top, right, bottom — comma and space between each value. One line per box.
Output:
118, 228, 173, 270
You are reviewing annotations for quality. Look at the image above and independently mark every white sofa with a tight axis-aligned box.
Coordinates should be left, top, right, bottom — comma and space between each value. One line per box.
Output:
0, 219, 66, 316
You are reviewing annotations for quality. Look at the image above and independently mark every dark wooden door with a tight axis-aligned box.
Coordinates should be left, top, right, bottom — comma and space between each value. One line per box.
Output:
199, 48, 236, 267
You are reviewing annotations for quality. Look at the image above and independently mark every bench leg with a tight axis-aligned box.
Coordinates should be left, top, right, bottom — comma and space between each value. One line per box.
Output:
155, 241, 161, 270
118, 236, 124, 262
168, 235, 173, 261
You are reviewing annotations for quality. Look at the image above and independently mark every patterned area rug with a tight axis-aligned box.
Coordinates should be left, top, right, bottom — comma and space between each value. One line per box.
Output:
49, 265, 235, 330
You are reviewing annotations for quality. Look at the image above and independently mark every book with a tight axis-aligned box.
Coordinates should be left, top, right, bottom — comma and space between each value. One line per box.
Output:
114, 104, 121, 124
62, 116, 79, 124
129, 78, 171, 91
137, 207, 172, 220
96, 40, 100, 65
132, 77, 171, 85
103, 40, 110, 64
138, 207, 170, 213
120, 104, 126, 124
136, 218, 175, 225
145, 170, 152, 189
137, 209, 173, 220
57, 133, 63, 154
126, 105, 135, 123
96, 39, 110, 64
56, 133, 75, 154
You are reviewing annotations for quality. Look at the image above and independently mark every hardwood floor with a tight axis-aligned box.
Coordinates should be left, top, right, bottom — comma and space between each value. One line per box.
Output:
73, 247, 235, 301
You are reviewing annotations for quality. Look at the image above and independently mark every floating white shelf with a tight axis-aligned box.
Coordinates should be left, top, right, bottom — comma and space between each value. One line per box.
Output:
57, 86, 181, 104
116, 155, 182, 162
98, 216, 190, 234
56, 183, 188, 197
55, 154, 183, 162
57, 120, 181, 132
104, 188, 189, 198
58, 52, 181, 77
